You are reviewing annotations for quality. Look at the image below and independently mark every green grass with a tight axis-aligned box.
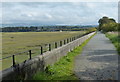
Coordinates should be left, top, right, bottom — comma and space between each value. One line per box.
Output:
2, 31, 86, 57
2, 31, 86, 70
32, 32, 96, 80
105, 32, 120, 55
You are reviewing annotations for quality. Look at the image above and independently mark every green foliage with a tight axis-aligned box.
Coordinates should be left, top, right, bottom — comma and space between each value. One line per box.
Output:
32, 33, 96, 80
101, 23, 117, 32
118, 23, 120, 31
33, 47, 81, 80
87, 28, 97, 32
106, 32, 120, 55
98, 16, 117, 32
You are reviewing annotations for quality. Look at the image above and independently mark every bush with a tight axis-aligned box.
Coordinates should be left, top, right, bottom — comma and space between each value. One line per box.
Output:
118, 23, 120, 31
101, 23, 117, 32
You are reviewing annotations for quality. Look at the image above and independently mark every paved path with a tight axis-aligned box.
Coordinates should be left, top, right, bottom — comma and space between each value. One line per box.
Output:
74, 32, 119, 80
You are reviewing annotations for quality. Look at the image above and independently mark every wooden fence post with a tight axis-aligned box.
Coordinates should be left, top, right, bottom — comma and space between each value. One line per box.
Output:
29, 50, 32, 59
55, 42, 57, 48
49, 44, 51, 51
60, 41, 62, 46
67, 38, 69, 43
41, 46, 43, 55
12, 55, 15, 67
64, 40, 66, 44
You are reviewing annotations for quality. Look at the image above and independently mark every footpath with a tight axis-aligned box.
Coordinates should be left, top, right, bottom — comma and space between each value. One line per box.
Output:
74, 32, 119, 80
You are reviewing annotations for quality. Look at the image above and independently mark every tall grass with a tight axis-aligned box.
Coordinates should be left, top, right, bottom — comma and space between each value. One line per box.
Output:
32, 33, 96, 80
105, 32, 120, 55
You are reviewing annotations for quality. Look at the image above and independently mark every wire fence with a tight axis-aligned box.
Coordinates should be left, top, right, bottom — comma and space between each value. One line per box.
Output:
1, 31, 94, 70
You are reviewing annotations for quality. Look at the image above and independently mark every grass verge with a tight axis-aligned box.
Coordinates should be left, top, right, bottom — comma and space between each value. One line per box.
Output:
105, 32, 120, 55
32, 32, 96, 80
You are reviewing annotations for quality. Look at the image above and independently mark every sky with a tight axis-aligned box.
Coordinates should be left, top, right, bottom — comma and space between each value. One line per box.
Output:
1, 2, 118, 26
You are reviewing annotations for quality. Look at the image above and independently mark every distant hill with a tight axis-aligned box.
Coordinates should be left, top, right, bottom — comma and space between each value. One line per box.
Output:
0, 23, 98, 28
0, 24, 98, 32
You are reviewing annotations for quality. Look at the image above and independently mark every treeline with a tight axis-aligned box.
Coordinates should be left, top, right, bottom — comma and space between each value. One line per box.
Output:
0, 25, 96, 32
1, 26, 38, 32
98, 16, 119, 32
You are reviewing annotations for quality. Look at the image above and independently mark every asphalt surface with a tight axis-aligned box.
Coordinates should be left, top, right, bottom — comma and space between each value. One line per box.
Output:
74, 32, 119, 80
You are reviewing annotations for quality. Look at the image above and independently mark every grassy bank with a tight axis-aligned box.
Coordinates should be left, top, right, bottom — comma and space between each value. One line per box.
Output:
105, 32, 120, 55
33, 32, 96, 80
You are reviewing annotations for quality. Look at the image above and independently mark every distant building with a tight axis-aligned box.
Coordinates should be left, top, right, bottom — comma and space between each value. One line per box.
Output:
60, 30, 62, 32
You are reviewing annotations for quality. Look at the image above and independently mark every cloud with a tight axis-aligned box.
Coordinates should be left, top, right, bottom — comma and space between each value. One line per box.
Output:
45, 13, 53, 19
1, 0, 119, 2
1, 2, 118, 26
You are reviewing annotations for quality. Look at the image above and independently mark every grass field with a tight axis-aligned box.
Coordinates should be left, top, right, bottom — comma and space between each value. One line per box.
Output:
106, 32, 120, 55
1, 31, 86, 70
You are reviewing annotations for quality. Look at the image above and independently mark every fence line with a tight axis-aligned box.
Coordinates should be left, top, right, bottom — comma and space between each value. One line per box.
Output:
1, 31, 95, 70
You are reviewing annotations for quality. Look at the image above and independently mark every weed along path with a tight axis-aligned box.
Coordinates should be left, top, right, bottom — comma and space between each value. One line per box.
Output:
74, 32, 119, 80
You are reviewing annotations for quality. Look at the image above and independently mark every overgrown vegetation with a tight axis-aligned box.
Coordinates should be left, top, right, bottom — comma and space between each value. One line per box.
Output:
98, 16, 119, 32
32, 33, 96, 80
87, 28, 97, 32
106, 32, 120, 55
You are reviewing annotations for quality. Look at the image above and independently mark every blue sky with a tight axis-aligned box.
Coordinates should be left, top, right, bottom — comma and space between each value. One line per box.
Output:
1, 2, 118, 26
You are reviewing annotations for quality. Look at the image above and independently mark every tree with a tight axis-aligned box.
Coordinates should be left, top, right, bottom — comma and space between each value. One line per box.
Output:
98, 16, 117, 32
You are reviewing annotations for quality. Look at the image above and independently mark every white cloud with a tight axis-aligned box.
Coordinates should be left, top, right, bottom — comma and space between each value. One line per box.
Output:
1, 2, 118, 25
1, 0, 119, 2
45, 13, 53, 19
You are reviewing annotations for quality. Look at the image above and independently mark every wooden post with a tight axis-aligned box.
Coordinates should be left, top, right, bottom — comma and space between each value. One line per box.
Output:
55, 42, 57, 48
29, 50, 31, 59
67, 38, 69, 43
49, 44, 51, 51
12, 55, 15, 67
60, 41, 62, 46
64, 40, 66, 44
41, 46, 43, 55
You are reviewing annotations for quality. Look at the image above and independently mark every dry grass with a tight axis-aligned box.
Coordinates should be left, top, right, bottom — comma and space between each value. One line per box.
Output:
1, 31, 86, 70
